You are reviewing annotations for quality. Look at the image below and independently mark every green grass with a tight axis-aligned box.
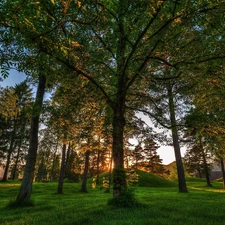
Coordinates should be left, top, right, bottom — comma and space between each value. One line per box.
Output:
1, 173, 225, 225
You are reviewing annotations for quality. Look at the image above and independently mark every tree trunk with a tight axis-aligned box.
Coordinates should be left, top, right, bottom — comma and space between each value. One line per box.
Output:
167, 85, 188, 193
105, 148, 113, 193
197, 169, 202, 178
12, 143, 22, 180
220, 158, 225, 189
16, 74, 46, 204
50, 139, 58, 181
2, 151, 12, 181
96, 149, 100, 185
200, 140, 212, 187
80, 150, 90, 193
65, 142, 71, 178
2, 118, 17, 181
57, 142, 67, 194
112, 106, 127, 197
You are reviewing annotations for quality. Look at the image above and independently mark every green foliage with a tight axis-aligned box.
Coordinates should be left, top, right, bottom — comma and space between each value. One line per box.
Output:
102, 176, 110, 189
92, 176, 97, 188
126, 169, 139, 186
108, 188, 139, 208
112, 168, 126, 188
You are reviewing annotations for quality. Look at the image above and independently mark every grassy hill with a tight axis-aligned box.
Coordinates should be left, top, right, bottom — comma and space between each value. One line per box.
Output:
95, 169, 177, 188
135, 169, 177, 187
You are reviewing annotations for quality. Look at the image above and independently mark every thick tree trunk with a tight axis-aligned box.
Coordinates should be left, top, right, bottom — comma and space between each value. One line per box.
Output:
80, 150, 90, 193
57, 142, 67, 194
112, 107, 127, 197
220, 158, 225, 189
168, 85, 188, 193
16, 74, 46, 204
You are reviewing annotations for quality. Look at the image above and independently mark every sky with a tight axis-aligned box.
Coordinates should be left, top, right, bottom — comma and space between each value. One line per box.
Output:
0, 70, 186, 165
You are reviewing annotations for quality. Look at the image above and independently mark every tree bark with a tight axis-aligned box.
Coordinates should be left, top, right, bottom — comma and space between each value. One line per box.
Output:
220, 158, 225, 189
200, 140, 212, 187
12, 141, 22, 180
2, 118, 17, 181
57, 142, 67, 194
80, 150, 90, 193
50, 139, 58, 181
112, 106, 127, 197
16, 74, 46, 204
167, 84, 188, 192
105, 147, 113, 193
65, 142, 71, 178
96, 149, 100, 185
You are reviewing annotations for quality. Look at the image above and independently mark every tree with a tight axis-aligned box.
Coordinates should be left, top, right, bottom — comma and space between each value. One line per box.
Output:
16, 72, 46, 205
184, 143, 212, 179
142, 140, 169, 177
184, 109, 216, 186
0, 81, 33, 181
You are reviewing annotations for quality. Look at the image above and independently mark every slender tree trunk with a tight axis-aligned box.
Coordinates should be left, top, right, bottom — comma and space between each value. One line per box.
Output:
12, 142, 22, 180
200, 140, 212, 187
197, 169, 202, 178
16, 74, 46, 204
50, 140, 58, 181
105, 148, 113, 193
80, 150, 90, 193
57, 142, 67, 194
96, 150, 100, 185
220, 158, 225, 189
65, 142, 71, 168
167, 85, 188, 193
2, 119, 17, 181
202, 151, 212, 186
2, 152, 12, 181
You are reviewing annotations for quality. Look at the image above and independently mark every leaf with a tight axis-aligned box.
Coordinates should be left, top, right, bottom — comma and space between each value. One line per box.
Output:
77, 1, 81, 8
50, 0, 55, 5
43, 14, 47, 23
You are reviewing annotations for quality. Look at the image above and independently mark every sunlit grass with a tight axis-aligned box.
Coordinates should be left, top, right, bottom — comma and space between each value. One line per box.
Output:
1, 175, 225, 225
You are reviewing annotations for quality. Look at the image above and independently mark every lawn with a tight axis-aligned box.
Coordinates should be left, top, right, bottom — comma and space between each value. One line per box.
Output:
0, 175, 225, 225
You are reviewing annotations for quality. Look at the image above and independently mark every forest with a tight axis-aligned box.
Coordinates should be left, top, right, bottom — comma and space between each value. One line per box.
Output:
1, 0, 225, 214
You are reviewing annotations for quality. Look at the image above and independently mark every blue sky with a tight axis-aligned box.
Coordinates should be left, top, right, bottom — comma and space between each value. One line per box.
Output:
0, 70, 26, 88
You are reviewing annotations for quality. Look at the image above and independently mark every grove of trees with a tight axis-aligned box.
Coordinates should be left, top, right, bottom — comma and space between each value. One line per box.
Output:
1, 0, 225, 206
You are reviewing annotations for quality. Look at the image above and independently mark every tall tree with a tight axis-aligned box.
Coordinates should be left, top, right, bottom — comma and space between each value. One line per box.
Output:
16, 72, 46, 205
0, 81, 33, 181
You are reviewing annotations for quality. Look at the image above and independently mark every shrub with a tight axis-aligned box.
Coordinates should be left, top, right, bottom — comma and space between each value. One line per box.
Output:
108, 188, 138, 208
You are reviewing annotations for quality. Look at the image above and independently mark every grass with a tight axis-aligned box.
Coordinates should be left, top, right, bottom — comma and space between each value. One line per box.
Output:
1, 174, 225, 225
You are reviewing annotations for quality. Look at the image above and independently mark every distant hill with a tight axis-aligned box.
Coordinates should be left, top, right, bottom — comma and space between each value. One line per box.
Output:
96, 169, 176, 188
135, 169, 176, 187
164, 161, 176, 173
